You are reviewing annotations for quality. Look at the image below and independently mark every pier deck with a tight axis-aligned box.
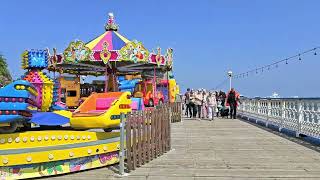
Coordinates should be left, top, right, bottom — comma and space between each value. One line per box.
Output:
52, 117, 320, 179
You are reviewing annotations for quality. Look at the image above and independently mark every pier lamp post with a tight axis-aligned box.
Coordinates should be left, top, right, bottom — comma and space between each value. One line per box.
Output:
227, 70, 233, 91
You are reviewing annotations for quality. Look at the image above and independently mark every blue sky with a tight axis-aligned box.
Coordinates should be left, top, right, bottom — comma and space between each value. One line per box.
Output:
0, 0, 319, 97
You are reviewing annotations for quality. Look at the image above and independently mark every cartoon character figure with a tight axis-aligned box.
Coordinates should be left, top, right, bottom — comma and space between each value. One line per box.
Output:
155, 47, 162, 67
63, 40, 91, 62
135, 44, 145, 61
120, 42, 149, 62
128, 43, 137, 62
70, 42, 76, 60
165, 48, 173, 69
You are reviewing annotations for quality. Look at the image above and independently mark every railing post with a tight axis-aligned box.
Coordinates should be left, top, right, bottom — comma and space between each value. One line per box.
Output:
256, 100, 260, 123
297, 100, 303, 137
119, 112, 126, 175
280, 101, 285, 132
266, 100, 270, 127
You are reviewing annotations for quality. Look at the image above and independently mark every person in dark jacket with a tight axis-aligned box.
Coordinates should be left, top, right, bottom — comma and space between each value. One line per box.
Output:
226, 88, 240, 119
184, 88, 192, 118
219, 91, 226, 107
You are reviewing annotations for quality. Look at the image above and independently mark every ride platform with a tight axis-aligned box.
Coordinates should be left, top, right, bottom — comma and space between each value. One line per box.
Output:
0, 130, 120, 179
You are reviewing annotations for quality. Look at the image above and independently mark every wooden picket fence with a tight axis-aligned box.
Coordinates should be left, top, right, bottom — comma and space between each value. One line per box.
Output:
125, 104, 171, 171
170, 102, 182, 123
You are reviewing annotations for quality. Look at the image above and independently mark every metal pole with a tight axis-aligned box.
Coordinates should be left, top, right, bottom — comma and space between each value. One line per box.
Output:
105, 64, 108, 92
119, 112, 125, 175
153, 66, 156, 100
167, 71, 170, 103
228, 70, 232, 91
229, 76, 232, 91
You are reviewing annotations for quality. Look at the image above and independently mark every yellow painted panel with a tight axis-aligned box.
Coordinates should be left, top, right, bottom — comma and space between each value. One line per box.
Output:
0, 141, 120, 166
0, 151, 119, 179
70, 92, 132, 129
0, 131, 119, 150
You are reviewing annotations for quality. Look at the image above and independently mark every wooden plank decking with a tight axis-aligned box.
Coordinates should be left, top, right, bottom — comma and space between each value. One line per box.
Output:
51, 117, 320, 179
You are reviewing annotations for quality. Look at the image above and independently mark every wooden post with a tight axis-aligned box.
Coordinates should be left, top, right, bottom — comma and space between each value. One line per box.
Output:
156, 109, 159, 157
132, 112, 137, 170
126, 113, 132, 171
137, 111, 142, 167
168, 107, 172, 149
119, 113, 125, 175
145, 110, 150, 163
140, 111, 144, 165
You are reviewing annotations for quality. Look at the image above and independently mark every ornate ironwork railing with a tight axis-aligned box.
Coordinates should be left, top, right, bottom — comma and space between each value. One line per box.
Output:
238, 98, 320, 138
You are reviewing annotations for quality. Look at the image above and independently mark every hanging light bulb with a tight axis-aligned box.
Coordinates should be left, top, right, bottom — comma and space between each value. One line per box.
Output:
256, 69, 258, 74
298, 54, 301, 61
314, 50, 317, 55
286, 59, 288, 64
268, 66, 270, 70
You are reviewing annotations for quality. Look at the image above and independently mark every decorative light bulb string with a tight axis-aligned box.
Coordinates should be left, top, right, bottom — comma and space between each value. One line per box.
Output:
232, 47, 319, 79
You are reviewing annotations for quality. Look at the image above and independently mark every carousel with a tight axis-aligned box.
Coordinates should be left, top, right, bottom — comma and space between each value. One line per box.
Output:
0, 13, 178, 179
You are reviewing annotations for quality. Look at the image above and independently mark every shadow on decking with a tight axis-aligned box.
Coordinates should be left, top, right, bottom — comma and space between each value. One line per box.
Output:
237, 115, 320, 154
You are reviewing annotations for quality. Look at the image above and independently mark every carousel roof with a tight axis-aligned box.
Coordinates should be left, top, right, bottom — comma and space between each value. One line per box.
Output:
86, 31, 130, 51
48, 13, 173, 76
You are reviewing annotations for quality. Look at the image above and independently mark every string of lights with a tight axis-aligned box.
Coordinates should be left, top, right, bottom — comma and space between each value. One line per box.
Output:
232, 46, 319, 79
214, 78, 228, 90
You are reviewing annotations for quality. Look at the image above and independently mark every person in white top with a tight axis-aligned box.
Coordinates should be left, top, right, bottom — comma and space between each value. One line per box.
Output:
207, 91, 217, 120
201, 89, 208, 119
194, 89, 202, 119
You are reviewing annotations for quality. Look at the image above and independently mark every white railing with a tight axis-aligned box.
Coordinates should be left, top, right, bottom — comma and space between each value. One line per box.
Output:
238, 98, 320, 138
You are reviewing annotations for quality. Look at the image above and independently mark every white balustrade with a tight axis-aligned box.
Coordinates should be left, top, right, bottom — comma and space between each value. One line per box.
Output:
238, 98, 320, 138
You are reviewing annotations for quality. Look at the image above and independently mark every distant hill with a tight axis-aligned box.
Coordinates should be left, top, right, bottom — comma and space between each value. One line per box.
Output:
0, 54, 12, 87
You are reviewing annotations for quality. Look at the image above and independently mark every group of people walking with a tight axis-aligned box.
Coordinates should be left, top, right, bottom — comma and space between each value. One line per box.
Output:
183, 88, 240, 120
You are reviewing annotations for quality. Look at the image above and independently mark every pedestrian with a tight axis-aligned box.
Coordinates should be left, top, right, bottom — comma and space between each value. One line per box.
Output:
201, 89, 208, 119
189, 90, 196, 118
194, 89, 202, 119
207, 91, 217, 120
184, 88, 192, 118
219, 90, 226, 107
215, 91, 220, 117
226, 88, 240, 119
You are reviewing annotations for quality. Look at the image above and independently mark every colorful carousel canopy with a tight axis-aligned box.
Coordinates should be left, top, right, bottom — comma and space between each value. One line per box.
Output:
49, 13, 173, 76
86, 31, 130, 51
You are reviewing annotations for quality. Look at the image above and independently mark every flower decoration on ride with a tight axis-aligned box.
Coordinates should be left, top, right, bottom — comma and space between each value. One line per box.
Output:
165, 48, 173, 69
119, 41, 149, 63
100, 41, 112, 64
63, 40, 91, 63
